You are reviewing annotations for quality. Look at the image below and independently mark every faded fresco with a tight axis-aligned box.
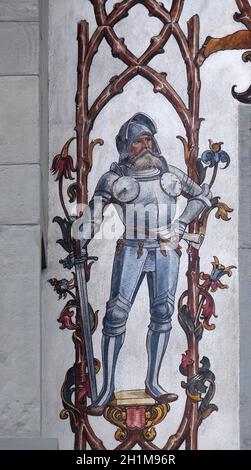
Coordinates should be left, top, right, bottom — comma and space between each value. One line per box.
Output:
47, 0, 251, 450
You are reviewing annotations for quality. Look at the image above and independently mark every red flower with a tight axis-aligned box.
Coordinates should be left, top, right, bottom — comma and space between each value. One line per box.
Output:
199, 256, 236, 293
200, 291, 217, 330
51, 137, 76, 181
199, 273, 211, 290
57, 308, 76, 331
210, 279, 228, 292
198, 257, 236, 331
181, 350, 194, 369
179, 350, 194, 376
51, 154, 75, 180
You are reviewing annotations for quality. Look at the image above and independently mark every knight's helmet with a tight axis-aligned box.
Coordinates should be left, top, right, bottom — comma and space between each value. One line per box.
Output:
116, 113, 161, 163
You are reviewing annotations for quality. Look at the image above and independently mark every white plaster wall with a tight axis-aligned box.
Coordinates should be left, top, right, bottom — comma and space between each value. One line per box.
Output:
43, 0, 246, 449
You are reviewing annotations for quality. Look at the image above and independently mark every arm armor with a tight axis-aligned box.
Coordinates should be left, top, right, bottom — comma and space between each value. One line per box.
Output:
169, 164, 212, 226
73, 170, 119, 247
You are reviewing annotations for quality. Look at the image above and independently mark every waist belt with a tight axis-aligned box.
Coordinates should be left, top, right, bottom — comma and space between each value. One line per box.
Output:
116, 238, 182, 258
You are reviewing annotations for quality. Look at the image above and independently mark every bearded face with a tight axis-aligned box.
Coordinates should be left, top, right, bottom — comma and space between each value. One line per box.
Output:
126, 133, 165, 171
128, 148, 166, 171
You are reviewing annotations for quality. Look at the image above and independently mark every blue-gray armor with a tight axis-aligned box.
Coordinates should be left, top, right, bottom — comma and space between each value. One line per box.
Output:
80, 113, 212, 411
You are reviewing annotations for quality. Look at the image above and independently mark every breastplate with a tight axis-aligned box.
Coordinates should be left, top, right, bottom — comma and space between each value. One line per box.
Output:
112, 169, 179, 237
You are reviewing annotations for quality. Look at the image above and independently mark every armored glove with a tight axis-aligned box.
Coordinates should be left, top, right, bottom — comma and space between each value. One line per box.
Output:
158, 219, 186, 242
60, 251, 75, 270
60, 245, 88, 270
172, 219, 187, 241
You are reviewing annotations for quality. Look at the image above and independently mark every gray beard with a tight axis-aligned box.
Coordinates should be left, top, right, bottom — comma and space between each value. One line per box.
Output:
128, 149, 165, 171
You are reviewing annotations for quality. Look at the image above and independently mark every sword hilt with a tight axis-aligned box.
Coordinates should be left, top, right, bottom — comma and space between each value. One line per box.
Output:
87, 256, 98, 262
74, 254, 98, 266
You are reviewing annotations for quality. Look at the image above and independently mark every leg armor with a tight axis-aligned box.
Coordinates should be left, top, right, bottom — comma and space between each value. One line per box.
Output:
145, 248, 179, 402
93, 244, 147, 410
92, 333, 125, 407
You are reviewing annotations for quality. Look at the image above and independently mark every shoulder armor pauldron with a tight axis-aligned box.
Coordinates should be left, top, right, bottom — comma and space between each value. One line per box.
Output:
160, 171, 182, 197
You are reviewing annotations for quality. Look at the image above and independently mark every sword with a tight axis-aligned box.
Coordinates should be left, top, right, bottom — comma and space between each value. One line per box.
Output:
74, 253, 98, 403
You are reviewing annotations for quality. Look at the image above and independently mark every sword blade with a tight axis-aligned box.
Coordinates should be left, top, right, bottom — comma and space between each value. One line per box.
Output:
75, 263, 97, 402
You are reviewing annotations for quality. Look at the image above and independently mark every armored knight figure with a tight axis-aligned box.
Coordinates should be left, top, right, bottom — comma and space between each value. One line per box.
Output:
75, 113, 212, 416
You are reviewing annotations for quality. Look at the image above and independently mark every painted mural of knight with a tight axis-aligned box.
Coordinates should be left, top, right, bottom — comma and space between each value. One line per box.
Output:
75, 113, 212, 416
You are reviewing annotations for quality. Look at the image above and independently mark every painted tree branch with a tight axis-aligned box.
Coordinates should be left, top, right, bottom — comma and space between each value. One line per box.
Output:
107, 0, 139, 26
187, 16, 201, 131
76, 21, 89, 207
235, 0, 251, 29
139, 65, 191, 130
188, 15, 200, 60
89, 0, 195, 140
232, 83, 251, 102
170, 0, 185, 22
197, 30, 251, 65
164, 401, 191, 449
173, 8, 202, 451
88, 63, 191, 135
144, 0, 171, 22
88, 66, 139, 128
197, 0, 251, 65
84, 419, 106, 450
104, 0, 184, 27
139, 24, 173, 64
105, 28, 138, 65
91, 0, 173, 68
87, 3, 191, 135
89, 0, 106, 26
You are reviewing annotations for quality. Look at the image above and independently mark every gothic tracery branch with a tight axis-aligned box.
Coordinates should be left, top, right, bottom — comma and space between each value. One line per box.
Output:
170, 0, 185, 22
107, 0, 139, 26
139, 24, 173, 64
143, 0, 172, 23
87, 0, 191, 134
88, 66, 139, 127
138, 65, 191, 130
90, 0, 172, 68
235, 0, 251, 29
105, 28, 138, 65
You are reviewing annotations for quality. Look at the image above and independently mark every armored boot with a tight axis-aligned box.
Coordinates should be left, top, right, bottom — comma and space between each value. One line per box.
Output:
145, 329, 178, 404
87, 333, 125, 416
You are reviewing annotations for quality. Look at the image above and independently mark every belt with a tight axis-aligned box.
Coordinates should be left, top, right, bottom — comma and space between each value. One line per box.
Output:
116, 239, 182, 258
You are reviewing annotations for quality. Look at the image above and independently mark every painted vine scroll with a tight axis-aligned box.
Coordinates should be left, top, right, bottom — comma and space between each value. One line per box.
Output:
49, 0, 251, 450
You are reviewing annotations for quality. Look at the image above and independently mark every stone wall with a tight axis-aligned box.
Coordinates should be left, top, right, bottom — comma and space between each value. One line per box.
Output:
239, 105, 251, 450
0, 0, 48, 439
